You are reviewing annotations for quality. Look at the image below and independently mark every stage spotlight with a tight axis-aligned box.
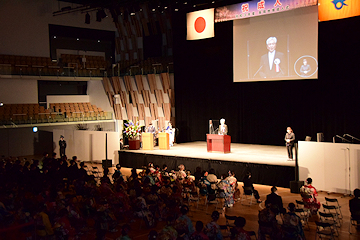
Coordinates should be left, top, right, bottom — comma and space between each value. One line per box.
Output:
0, 102, 3, 107
32, 126, 38, 133
85, 12, 90, 24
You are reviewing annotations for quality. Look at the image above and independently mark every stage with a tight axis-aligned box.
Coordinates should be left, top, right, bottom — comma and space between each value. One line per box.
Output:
119, 142, 296, 188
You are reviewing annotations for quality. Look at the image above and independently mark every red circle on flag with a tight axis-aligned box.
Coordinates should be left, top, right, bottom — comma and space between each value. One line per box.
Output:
194, 17, 206, 33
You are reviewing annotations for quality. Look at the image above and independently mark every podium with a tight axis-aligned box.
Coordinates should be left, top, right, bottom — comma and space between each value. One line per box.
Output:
142, 133, 154, 150
207, 134, 231, 153
159, 132, 170, 150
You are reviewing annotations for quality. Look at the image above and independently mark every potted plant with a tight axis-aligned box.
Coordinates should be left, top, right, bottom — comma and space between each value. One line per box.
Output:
123, 120, 142, 150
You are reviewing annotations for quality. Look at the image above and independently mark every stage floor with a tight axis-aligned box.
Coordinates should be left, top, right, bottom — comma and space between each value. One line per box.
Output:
124, 141, 295, 167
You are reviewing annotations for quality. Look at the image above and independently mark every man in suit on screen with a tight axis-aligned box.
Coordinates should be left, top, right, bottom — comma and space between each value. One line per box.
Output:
258, 37, 286, 78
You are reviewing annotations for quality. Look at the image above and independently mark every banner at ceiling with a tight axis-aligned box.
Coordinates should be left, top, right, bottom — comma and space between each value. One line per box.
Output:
215, 0, 317, 22
318, 0, 360, 21
187, 8, 215, 40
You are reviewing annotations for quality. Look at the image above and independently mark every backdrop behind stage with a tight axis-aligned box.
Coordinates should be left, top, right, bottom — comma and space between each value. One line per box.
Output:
173, 11, 360, 146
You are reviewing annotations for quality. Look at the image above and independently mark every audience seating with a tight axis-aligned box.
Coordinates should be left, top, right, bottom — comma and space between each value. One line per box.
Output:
318, 212, 339, 236
0, 102, 110, 125
325, 197, 343, 219
315, 221, 336, 239
241, 186, 255, 206
349, 216, 360, 234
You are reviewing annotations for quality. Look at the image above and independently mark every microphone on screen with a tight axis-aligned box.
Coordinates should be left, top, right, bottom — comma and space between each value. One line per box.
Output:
253, 65, 263, 77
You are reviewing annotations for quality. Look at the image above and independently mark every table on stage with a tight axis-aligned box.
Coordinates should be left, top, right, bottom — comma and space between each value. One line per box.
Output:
207, 134, 231, 153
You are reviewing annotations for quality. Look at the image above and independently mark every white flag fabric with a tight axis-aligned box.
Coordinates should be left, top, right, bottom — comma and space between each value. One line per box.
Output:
187, 8, 214, 40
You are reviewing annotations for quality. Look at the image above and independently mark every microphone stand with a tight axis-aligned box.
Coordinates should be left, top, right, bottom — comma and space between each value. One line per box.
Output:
253, 65, 263, 77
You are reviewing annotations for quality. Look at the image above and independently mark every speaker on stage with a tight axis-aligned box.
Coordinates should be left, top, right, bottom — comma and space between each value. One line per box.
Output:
102, 159, 112, 169
290, 180, 304, 193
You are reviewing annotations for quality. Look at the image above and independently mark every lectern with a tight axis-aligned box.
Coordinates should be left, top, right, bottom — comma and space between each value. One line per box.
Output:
207, 134, 231, 153
159, 132, 170, 150
142, 133, 154, 150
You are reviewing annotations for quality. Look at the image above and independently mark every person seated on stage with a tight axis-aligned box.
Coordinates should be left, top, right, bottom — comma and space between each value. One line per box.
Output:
242, 172, 262, 203
206, 168, 219, 192
265, 186, 285, 214
230, 217, 252, 240
176, 164, 187, 180
350, 188, 360, 224
119, 138, 129, 150
281, 203, 305, 240
218, 118, 228, 135
300, 177, 321, 215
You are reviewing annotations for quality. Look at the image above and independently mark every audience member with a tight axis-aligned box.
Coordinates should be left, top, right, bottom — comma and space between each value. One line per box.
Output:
350, 188, 360, 224
281, 203, 304, 240
300, 177, 321, 214
258, 205, 279, 240
175, 205, 194, 239
242, 172, 262, 203
191, 221, 209, 240
230, 217, 251, 240
265, 186, 285, 214
205, 211, 223, 240
206, 169, 218, 191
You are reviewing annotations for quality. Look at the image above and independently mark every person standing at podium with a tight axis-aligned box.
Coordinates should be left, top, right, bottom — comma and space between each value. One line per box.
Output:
218, 118, 228, 135
284, 127, 295, 161
146, 122, 157, 146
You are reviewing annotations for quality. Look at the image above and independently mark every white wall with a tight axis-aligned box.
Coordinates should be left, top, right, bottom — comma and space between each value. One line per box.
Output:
87, 80, 113, 112
53, 129, 119, 165
0, 78, 38, 104
298, 141, 360, 193
0, 0, 116, 57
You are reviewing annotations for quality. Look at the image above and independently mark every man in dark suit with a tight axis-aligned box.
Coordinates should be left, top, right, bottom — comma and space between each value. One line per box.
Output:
259, 37, 286, 78
265, 186, 285, 214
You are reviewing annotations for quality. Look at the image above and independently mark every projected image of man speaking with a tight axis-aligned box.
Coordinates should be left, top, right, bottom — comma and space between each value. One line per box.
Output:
258, 37, 286, 78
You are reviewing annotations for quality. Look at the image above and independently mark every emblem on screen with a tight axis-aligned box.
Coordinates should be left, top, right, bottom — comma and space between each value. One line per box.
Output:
331, 0, 348, 10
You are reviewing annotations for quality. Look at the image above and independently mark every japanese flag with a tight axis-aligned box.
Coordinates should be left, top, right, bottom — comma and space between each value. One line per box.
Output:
187, 8, 214, 40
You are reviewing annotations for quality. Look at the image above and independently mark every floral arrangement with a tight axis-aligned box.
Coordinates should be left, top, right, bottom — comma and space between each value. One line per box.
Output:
123, 120, 142, 139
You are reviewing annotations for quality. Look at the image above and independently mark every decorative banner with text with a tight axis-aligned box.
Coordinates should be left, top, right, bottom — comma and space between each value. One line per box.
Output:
215, 0, 317, 22
318, 0, 360, 22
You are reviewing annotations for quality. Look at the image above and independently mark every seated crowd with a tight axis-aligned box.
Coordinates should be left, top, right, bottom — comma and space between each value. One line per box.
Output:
0, 154, 357, 240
